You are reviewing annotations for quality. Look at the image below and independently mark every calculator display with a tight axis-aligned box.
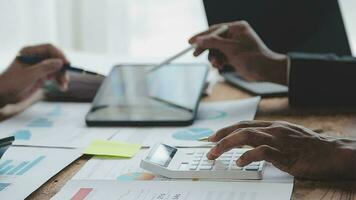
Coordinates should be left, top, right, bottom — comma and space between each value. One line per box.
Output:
146, 144, 177, 167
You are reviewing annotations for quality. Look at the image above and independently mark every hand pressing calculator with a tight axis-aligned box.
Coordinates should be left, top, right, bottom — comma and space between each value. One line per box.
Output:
140, 143, 265, 180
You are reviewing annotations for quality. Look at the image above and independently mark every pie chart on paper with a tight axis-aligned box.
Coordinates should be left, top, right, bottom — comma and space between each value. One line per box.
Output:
172, 128, 214, 141
14, 130, 32, 141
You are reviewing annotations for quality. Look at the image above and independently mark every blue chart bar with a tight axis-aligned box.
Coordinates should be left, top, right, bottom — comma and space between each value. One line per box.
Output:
27, 118, 53, 128
16, 156, 46, 175
0, 183, 10, 191
0, 160, 12, 170
0, 156, 46, 176
0, 165, 13, 175
7, 161, 30, 175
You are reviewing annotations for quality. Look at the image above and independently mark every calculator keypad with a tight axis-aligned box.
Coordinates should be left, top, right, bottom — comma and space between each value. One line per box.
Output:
180, 150, 263, 172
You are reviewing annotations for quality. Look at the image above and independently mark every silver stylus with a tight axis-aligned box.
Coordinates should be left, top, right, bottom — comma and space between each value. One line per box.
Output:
149, 25, 229, 72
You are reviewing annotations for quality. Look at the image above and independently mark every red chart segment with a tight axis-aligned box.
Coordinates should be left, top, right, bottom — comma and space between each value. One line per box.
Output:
71, 188, 93, 200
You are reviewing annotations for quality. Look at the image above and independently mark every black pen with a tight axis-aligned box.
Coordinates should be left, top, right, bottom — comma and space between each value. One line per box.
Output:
16, 55, 102, 76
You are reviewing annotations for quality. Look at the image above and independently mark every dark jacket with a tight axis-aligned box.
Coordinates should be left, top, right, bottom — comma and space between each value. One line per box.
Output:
289, 53, 356, 107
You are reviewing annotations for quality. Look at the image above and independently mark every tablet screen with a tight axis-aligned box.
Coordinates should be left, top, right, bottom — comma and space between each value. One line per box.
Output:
86, 64, 208, 126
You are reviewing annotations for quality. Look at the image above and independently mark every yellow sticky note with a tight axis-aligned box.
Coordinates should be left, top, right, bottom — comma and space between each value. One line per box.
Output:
83, 140, 141, 158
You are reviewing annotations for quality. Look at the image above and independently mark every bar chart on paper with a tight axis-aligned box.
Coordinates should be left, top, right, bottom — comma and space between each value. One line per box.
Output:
27, 118, 54, 128
0, 146, 82, 200
0, 156, 46, 176
26, 105, 60, 128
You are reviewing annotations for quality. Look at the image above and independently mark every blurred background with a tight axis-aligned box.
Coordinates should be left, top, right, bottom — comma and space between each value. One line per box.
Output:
0, 0, 206, 58
0, 0, 355, 72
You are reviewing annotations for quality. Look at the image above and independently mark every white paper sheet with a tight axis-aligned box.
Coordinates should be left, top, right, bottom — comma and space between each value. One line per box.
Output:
0, 102, 119, 148
52, 180, 294, 200
0, 146, 81, 200
112, 97, 261, 147
73, 149, 168, 181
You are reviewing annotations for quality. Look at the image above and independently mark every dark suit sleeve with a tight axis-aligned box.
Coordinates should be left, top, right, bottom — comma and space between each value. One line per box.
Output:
288, 53, 356, 107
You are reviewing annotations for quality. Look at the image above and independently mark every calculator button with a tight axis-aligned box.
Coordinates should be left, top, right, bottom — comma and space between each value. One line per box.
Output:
199, 165, 213, 170
221, 152, 234, 157
244, 165, 259, 171
179, 163, 189, 171
220, 155, 233, 159
249, 162, 260, 166
191, 160, 200, 165
219, 162, 230, 167
214, 161, 228, 170
193, 160, 202, 164
185, 150, 195, 155
193, 155, 202, 160
230, 165, 243, 170
230, 162, 242, 169
201, 160, 214, 166
189, 165, 198, 170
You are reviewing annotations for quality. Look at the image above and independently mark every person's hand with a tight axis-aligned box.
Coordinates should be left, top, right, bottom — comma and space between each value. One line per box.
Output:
207, 121, 356, 181
0, 44, 70, 107
189, 21, 288, 85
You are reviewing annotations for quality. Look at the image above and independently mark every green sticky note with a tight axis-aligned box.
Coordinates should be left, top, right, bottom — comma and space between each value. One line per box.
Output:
83, 140, 141, 158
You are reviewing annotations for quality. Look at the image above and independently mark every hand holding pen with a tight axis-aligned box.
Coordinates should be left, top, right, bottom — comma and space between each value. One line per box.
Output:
0, 44, 69, 106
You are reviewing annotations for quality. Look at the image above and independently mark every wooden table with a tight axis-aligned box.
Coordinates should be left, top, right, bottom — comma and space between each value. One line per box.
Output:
20, 83, 356, 199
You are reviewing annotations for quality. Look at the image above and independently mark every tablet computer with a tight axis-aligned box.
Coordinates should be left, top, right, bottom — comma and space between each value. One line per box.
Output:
86, 64, 209, 127
222, 71, 288, 97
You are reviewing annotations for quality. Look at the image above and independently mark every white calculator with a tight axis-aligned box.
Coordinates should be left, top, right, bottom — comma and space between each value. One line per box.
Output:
140, 143, 265, 180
